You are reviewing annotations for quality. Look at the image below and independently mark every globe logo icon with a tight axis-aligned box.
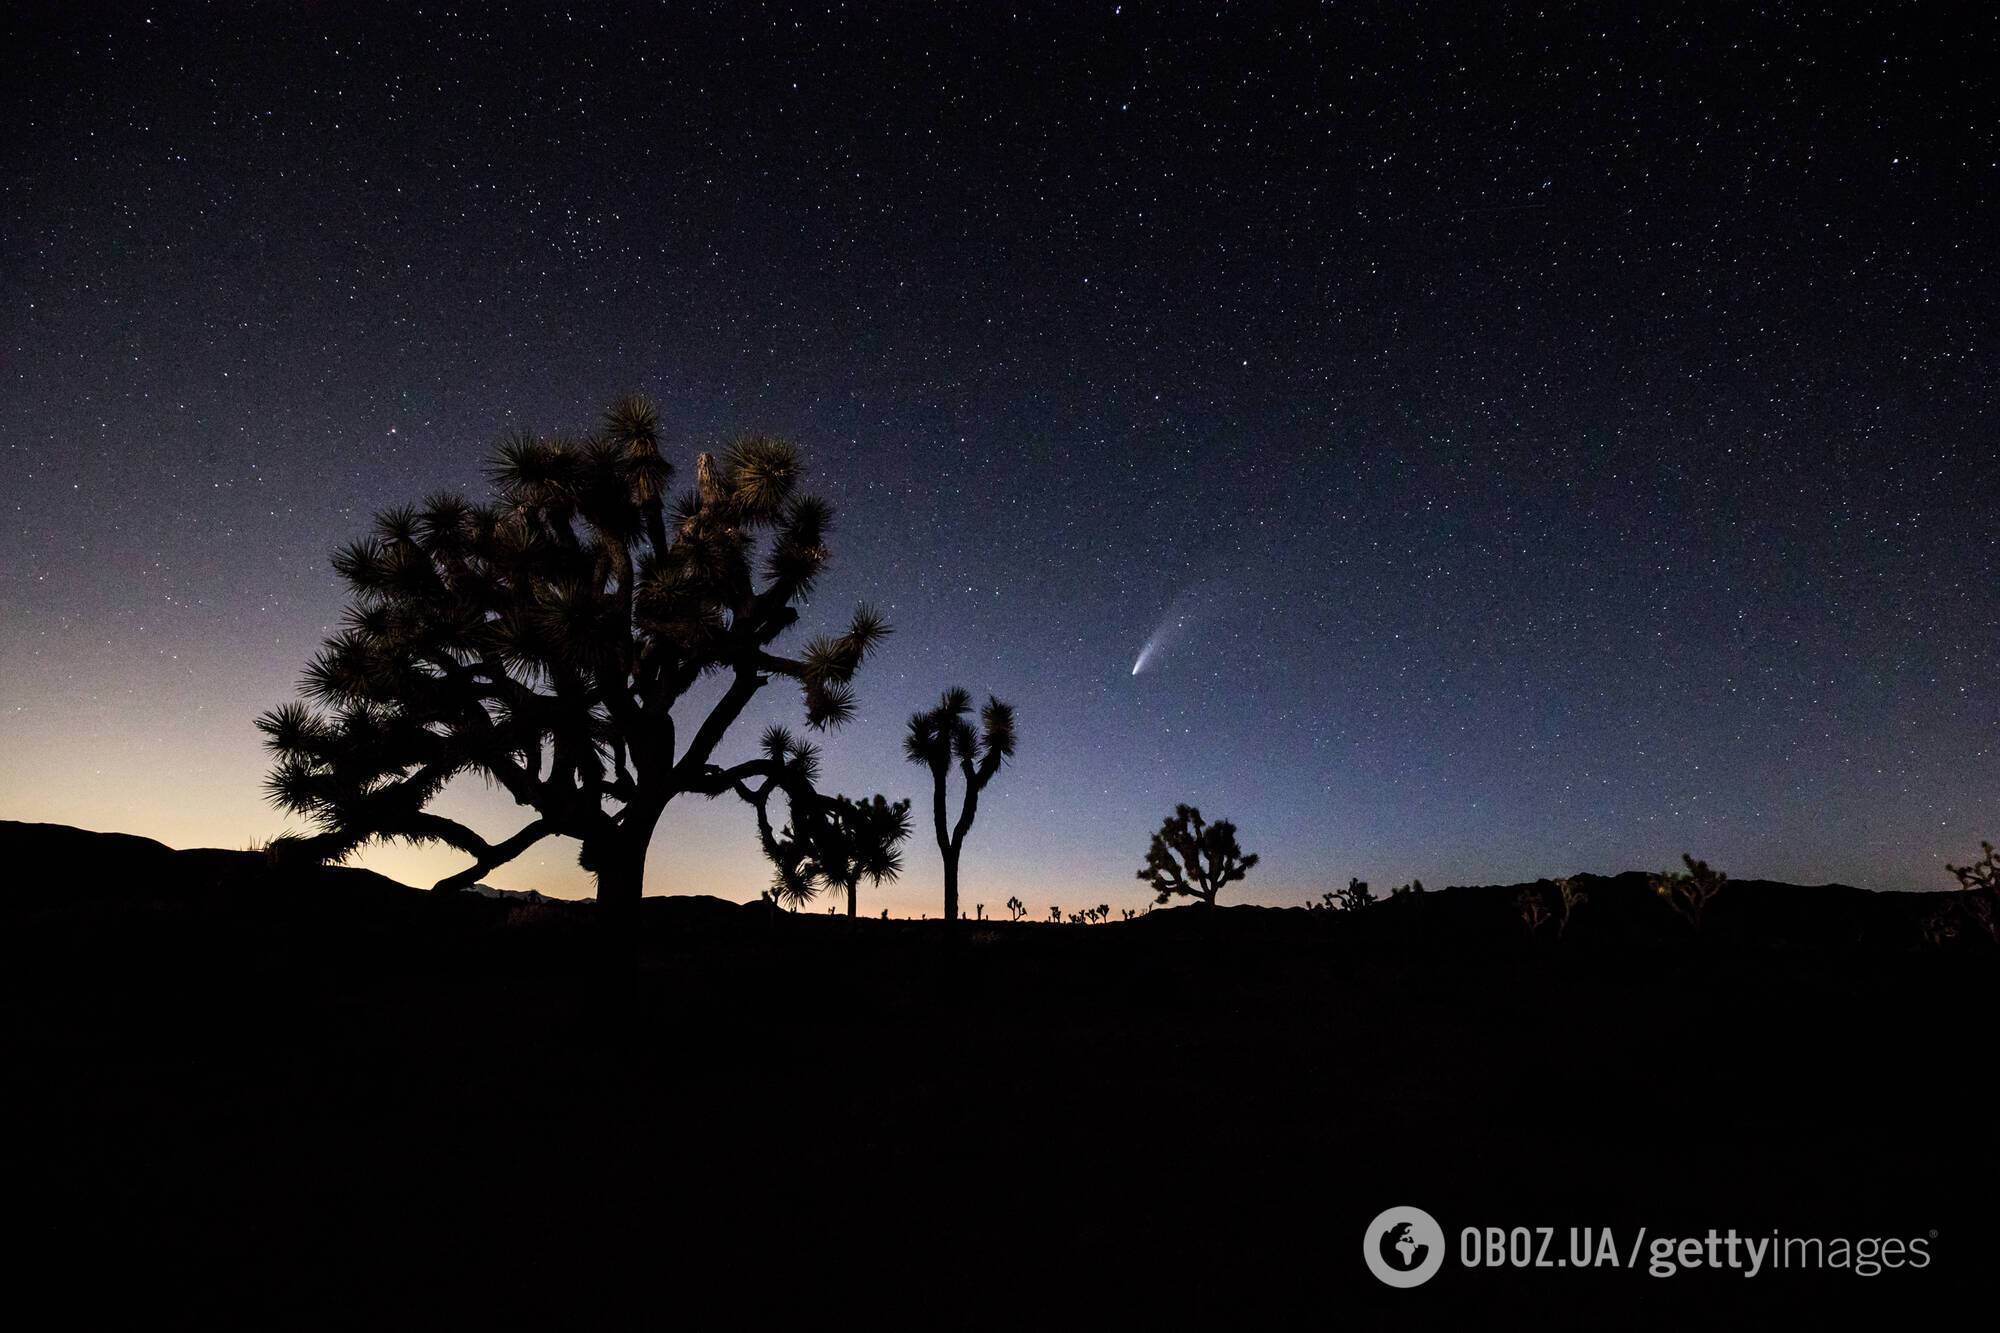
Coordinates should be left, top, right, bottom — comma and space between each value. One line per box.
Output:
1363, 1206, 1446, 1288
1384, 1221, 1428, 1270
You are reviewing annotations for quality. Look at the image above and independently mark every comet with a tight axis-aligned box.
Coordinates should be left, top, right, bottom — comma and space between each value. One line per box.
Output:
1130, 581, 1226, 676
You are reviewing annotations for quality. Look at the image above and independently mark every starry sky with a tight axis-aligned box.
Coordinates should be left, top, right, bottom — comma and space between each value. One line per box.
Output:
3, 2, 1994, 911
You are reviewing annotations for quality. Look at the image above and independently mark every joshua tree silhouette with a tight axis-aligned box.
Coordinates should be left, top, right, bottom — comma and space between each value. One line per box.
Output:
1652, 854, 1727, 932
1137, 804, 1259, 907
730, 727, 911, 915
903, 687, 1016, 923
257, 394, 887, 915
811, 794, 913, 918
1947, 841, 1999, 893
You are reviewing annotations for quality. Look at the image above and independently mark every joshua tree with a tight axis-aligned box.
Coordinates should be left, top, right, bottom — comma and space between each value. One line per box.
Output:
1048, 905, 1061, 923
903, 687, 1017, 923
808, 793, 912, 918
1006, 896, 1026, 922
1516, 886, 1551, 936
1652, 854, 1727, 932
729, 729, 909, 916
1550, 875, 1588, 939
257, 394, 887, 916
1335, 877, 1374, 912
1137, 804, 1259, 907
1947, 841, 1999, 894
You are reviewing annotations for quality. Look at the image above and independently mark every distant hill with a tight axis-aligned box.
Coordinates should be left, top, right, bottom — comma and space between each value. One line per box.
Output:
0, 818, 1958, 953
462, 882, 572, 905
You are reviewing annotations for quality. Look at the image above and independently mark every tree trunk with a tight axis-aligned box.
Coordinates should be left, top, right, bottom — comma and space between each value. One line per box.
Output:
942, 850, 959, 923
845, 880, 857, 918
594, 840, 645, 922
589, 799, 668, 920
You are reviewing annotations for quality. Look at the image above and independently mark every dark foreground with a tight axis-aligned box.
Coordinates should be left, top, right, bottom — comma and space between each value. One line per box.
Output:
4, 820, 1994, 1325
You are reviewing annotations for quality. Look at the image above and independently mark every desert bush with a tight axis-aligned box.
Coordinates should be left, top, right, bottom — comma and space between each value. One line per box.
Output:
498, 900, 567, 930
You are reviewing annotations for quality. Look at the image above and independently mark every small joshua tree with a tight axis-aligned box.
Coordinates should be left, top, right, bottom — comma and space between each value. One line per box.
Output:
1923, 848, 1999, 946
1652, 854, 1727, 932
1335, 877, 1374, 912
809, 793, 913, 918
905, 687, 1017, 923
729, 728, 909, 916
1006, 895, 1026, 922
1920, 903, 1959, 949
1516, 886, 1551, 937
1947, 841, 1999, 894
1551, 875, 1588, 939
1137, 804, 1259, 907
1048, 905, 1061, 924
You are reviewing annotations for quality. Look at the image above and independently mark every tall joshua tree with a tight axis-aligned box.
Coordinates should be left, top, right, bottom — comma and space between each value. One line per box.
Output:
257, 394, 886, 915
903, 687, 1016, 923
1138, 804, 1258, 907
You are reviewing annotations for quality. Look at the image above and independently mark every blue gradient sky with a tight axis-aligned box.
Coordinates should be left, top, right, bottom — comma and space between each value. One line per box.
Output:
3, 4, 1994, 909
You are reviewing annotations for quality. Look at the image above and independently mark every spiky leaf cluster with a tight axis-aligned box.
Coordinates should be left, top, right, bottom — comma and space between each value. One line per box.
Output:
903, 688, 1015, 778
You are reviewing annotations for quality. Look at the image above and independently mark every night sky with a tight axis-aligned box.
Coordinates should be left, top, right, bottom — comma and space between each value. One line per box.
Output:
3, 3, 1994, 911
